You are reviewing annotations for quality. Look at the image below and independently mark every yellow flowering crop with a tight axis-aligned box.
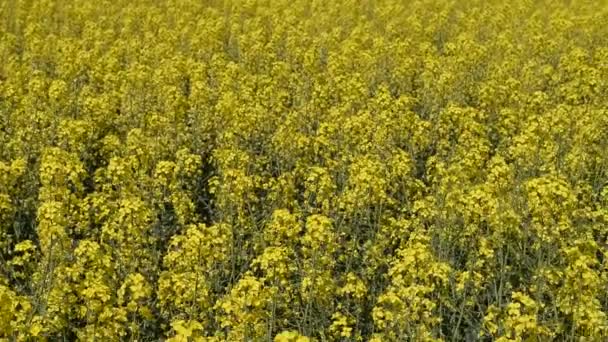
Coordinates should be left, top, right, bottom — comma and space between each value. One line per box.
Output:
1, 0, 608, 340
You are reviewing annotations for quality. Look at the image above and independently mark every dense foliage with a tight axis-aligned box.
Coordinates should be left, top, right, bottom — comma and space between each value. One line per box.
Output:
1, 0, 608, 340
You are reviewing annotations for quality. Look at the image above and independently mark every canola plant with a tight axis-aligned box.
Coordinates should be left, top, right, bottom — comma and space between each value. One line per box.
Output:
1, 0, 608, 341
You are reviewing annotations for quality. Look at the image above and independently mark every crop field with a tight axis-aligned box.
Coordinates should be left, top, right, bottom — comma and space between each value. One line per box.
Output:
1, 0, 608, 341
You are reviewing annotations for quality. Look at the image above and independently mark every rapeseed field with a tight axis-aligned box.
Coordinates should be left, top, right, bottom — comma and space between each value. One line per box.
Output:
1, 0, 608, 340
